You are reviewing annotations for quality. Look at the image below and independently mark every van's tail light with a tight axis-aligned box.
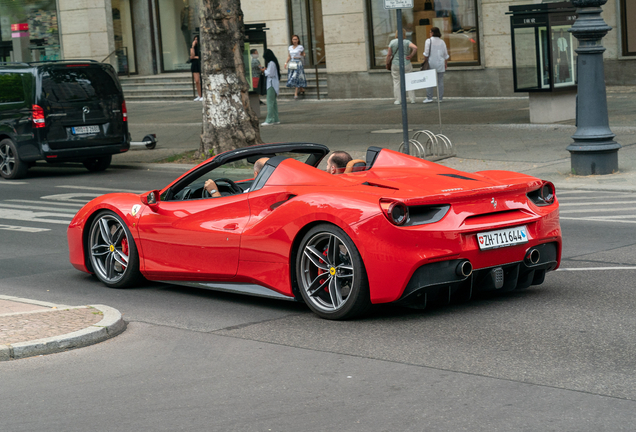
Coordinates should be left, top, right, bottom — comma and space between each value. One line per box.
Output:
122, 101, 128, 122
32, 105, 45, 128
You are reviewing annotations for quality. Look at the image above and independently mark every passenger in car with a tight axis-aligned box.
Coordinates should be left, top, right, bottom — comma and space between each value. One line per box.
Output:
326, 151, 352, 175
204, 157, 269, 197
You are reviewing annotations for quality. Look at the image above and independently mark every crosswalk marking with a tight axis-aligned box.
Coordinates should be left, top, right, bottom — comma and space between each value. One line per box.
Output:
0, 181, 28, 185
0, 203, 78, 213
560, 217, 636, 224
559, 207, 636, 214
5, 199, 84, 208
56, 185, 145, 194
557, 267, 636, 271
559, 201, 636, 207
0, 224, 50, 233
0, 208, 73, 225
556, 190, 636, 224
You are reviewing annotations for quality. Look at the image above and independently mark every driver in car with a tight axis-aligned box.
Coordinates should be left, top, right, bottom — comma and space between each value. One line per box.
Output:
204, 157, 269, 197
326, 151, 352, 175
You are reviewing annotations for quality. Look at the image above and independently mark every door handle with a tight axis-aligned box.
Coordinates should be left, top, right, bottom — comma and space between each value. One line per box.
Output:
223, 223, 239, 230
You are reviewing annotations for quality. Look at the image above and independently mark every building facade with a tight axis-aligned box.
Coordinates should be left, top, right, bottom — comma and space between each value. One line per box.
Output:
1, 0, 634, 97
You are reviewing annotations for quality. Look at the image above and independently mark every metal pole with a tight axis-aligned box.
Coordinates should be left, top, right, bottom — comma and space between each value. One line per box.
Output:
567, 0, 620, 175
397, 10, 409, 155
436, 81, 442, 134
315, 63, 320, 100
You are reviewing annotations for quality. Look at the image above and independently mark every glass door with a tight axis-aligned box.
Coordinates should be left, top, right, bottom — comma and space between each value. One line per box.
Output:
288, 0, 325, 67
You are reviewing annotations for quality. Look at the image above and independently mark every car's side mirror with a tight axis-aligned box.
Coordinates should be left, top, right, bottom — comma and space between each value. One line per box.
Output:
141, 190, 161, 209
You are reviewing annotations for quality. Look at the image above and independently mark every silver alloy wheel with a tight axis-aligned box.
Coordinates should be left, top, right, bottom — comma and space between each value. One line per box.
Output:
299, 232, 355, 313
0, 142, 16, 177
89, 214, 130, 284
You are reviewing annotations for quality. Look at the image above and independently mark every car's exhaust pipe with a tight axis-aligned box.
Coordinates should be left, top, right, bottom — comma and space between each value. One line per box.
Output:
456, 260, 473, 278
525, 249, 540, 265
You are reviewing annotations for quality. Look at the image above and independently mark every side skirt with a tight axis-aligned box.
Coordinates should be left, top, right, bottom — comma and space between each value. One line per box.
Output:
159, 281, 297, 301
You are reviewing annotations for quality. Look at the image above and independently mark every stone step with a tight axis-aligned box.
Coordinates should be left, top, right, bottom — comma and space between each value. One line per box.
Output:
124, 91, 329, 102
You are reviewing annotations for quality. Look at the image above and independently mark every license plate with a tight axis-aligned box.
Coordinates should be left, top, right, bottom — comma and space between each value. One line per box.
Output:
477, 226, 528, 250
72, 125, 100, 135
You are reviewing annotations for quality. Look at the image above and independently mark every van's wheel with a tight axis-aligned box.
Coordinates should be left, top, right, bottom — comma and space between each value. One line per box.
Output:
83, 155, 112, 172
88, 210, 143, 288
0, 139, 28, 179
296, 224, 371, 320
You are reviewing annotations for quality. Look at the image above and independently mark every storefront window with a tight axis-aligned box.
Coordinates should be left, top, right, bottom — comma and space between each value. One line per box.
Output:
112, 0, 136, 74
367, 0, 479, 68
288, 0, 326, 67
0, 0, 60, 62
621, 0, 636, 56
157, 0, 201, 72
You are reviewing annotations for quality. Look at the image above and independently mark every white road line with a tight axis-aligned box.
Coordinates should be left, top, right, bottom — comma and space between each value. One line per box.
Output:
40, 192, 102, 203
559, 207, 636, 214
0, 181, 28, 185
557, 267, 636, 271
559, 201, 636, 207
56, 185, 145, 193
0, 203, 78, 213
577, 215, 636, 220
0, 224, 50, 233
0, 209, 72, 225
560, 217, 636, 224
5, 199, 84, 208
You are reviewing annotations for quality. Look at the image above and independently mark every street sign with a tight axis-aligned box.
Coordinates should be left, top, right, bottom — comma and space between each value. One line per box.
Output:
405, 70, 437, 91
384, 0, 414, 9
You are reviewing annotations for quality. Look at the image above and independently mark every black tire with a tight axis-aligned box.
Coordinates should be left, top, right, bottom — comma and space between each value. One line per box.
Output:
83, 155, 112, 172
296, 224, 371, 320
88, 210, 143, 288
0, 138, 28, 179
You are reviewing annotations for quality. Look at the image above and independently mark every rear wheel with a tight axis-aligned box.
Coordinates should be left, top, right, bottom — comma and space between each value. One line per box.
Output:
88, 210, 143, 288
296, 224, 370, 320
0, 139, 28, 179
83, 155, 112, 172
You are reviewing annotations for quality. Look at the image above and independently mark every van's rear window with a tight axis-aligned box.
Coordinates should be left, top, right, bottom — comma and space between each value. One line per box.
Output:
41, 68, 119, 102
0, 73, 26, 103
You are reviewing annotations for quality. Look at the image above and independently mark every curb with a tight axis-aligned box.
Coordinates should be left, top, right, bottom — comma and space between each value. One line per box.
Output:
0, 301, 126, 361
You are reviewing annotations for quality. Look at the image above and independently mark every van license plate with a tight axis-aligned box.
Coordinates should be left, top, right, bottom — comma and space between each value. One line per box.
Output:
72, 125, 100, 135
477, 226, 528, 250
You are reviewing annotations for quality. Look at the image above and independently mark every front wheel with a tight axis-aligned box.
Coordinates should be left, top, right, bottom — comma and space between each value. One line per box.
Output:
0, 138, 28, 179
83, 155, 112, 172
296, 224, 370, 320
88, 211, 143, 288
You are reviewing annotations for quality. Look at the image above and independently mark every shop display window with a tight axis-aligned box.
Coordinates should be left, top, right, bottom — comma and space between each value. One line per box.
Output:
112, 0, 136, 74
0, 0, 60, 62
620, 0, 636, 56
157, 0, 202, 72
367, 0, 479, 68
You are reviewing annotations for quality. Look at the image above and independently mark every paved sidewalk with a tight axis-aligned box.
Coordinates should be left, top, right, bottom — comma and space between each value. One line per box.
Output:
0, 295, 125, 361
118, 89, 636, 192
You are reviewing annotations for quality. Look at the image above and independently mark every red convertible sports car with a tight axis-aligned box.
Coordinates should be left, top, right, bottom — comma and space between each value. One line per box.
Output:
68, 143, 562, 320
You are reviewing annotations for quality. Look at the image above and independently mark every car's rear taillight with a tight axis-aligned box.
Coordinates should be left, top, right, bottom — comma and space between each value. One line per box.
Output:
380, 199, 409, 226
122, 101, 127, 122
527, 181, 556, 206
32, 105, 45, 128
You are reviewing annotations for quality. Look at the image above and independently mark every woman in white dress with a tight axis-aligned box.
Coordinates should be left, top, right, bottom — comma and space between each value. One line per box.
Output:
422, 27, 449, 103
284, 35, 307, 99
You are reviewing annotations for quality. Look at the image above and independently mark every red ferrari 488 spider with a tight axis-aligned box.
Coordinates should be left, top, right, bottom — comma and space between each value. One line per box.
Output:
68, 143, 561, 320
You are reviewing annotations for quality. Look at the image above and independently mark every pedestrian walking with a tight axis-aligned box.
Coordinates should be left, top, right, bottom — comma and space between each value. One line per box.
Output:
261, 49, 281, 126
388, 29, 418, 105
422, 27, 449, 104
284, 35, 307, 99
190, 35, 202, 101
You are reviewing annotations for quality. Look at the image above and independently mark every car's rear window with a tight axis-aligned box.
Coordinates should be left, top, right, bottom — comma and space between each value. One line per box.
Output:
41, 68, 119, 103
0, 73, 26, 103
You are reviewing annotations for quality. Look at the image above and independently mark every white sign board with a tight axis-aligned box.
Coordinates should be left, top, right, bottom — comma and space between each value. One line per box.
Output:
384, 0, 414, 9
404, 69, 437, 91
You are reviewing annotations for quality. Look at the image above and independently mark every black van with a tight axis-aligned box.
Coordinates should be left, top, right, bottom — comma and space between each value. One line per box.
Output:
0, 60, 130, 179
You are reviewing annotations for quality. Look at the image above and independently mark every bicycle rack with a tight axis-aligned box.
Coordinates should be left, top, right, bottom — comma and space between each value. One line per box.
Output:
399, 130, 454, 158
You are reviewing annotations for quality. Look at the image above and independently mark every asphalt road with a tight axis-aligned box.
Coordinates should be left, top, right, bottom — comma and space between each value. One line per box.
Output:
1, 166, 636, 431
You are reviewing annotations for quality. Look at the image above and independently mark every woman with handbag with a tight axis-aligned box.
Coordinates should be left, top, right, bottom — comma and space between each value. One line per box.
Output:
422, 27, 449, 104
261, 49, 281, 126
284, 35, 307, 99
387, 29, 418, 105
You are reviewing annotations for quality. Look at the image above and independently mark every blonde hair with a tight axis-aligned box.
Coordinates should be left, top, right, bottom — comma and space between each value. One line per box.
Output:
395, 29, 407, 39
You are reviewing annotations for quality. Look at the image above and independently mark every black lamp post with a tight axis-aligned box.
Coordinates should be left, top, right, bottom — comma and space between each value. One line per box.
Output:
567, 0, 621, 175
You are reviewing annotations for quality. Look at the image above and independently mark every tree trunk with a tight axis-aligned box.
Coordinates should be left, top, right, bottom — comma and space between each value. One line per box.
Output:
199, 0, 262, 156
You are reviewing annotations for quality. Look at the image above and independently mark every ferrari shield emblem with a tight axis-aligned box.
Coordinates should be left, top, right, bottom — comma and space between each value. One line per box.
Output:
131, 204, 141, 216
